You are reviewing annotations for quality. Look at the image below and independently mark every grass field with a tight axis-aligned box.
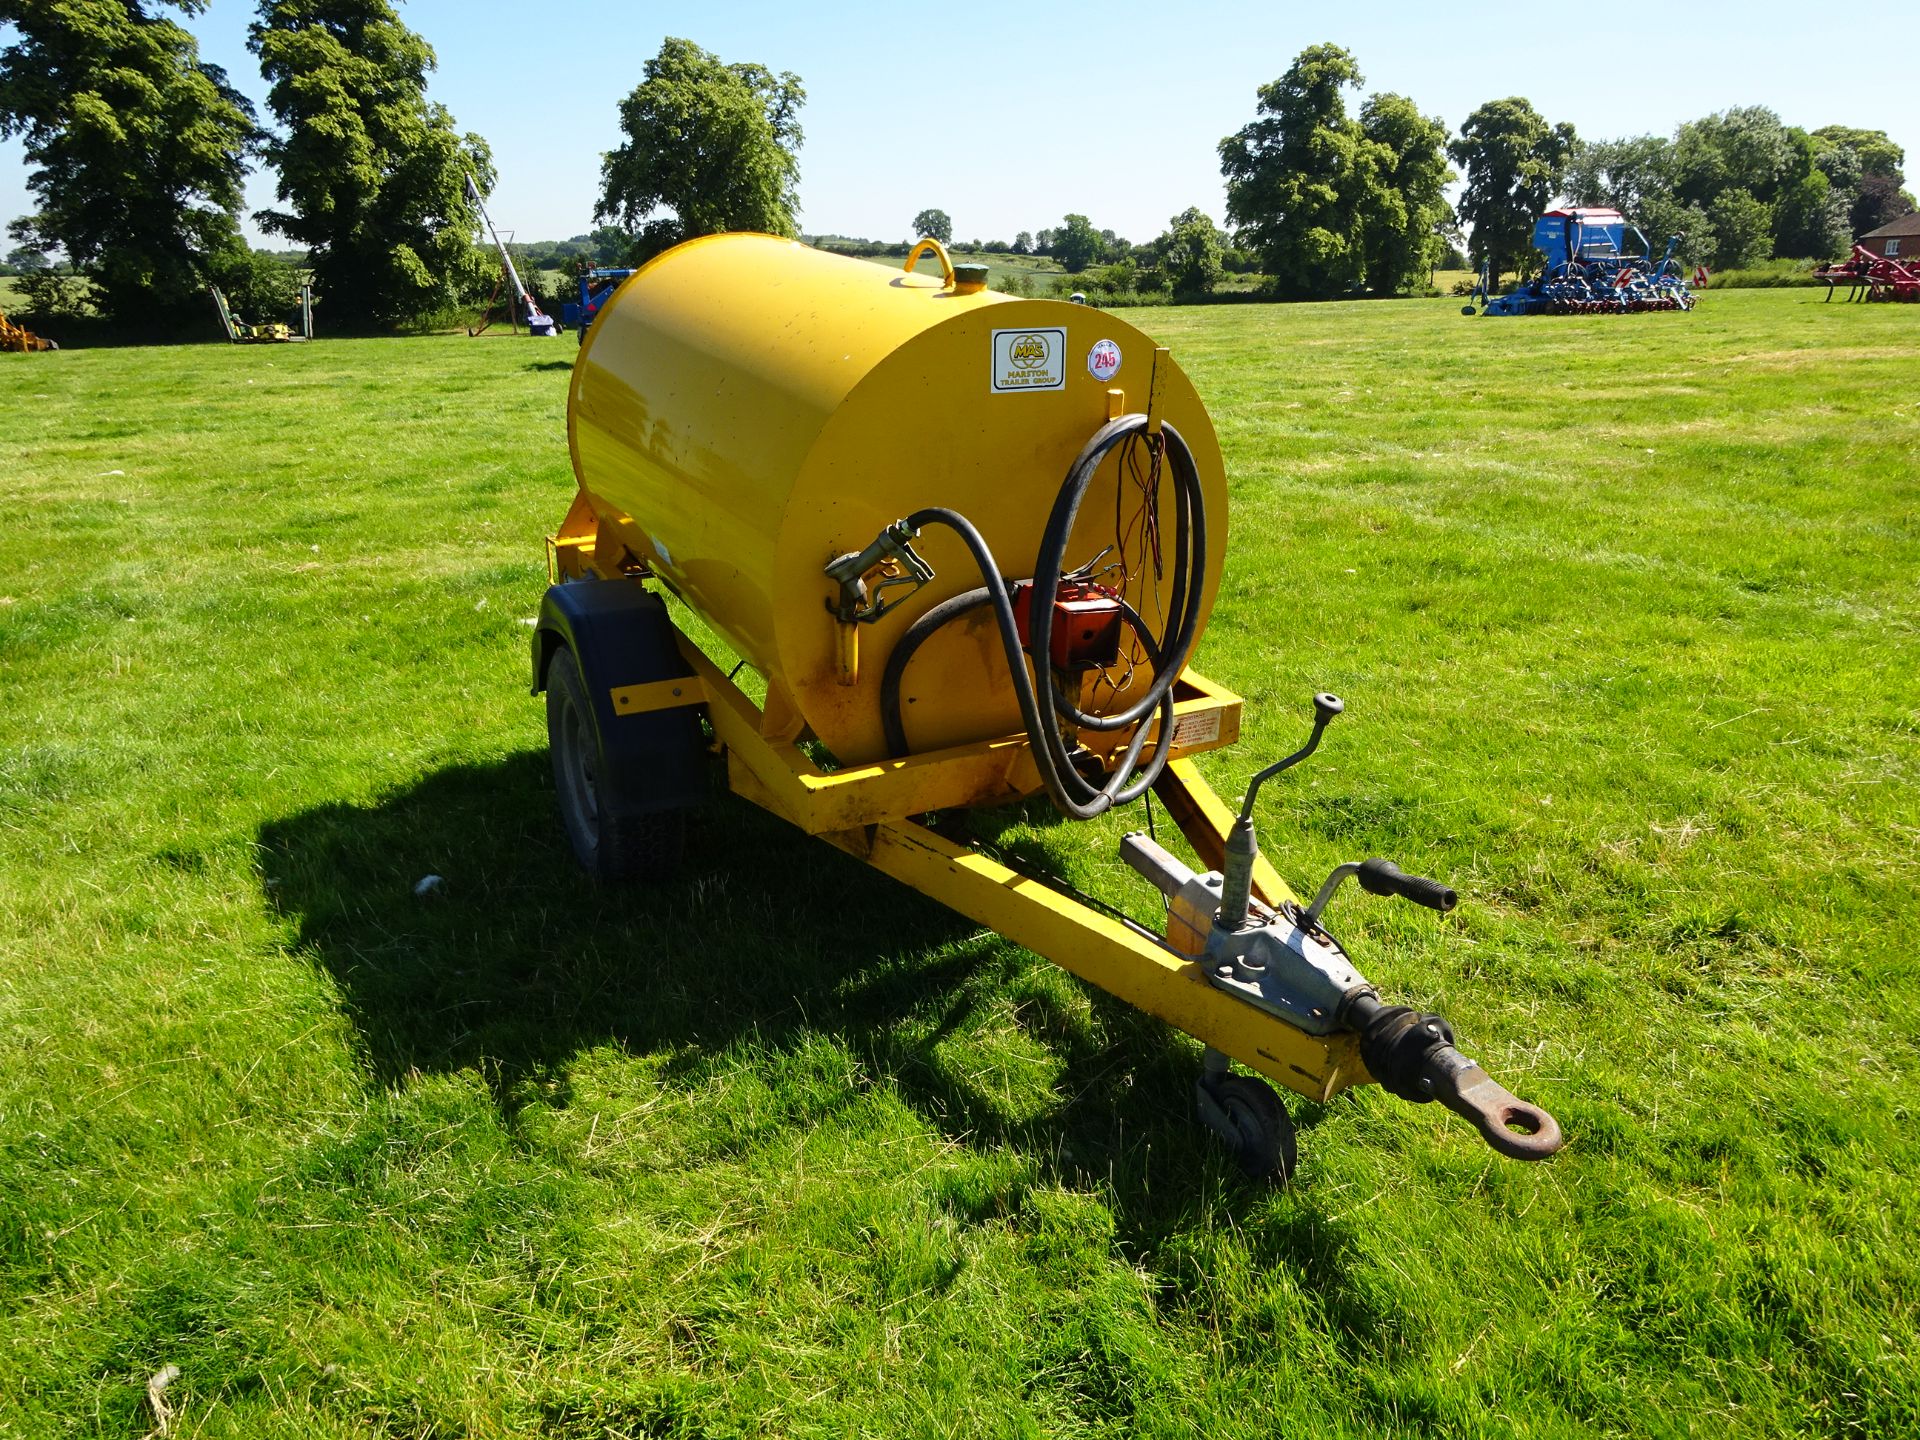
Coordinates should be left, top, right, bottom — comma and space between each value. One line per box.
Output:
3, 289, 1917, 1437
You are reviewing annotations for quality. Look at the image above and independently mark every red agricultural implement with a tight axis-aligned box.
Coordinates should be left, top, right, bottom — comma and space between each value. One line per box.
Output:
1813, 245, 1920, 302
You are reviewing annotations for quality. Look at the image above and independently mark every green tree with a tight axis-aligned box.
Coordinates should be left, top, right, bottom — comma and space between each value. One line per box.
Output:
1055, 213, 1102, 273
213, 247, 301, 321
585, 225, 636, 266
1668, 109, 1848, 259
1812, 126, 1914, 238
1012, 231, 1033, 255
1707, 188, 1773, 269
1154, 207, 1224, 296
911, 208, 951, 243
1672, 108, 1793, 211
1771, 130, 1845, 260
1813, 125, 1904, 181
1219, 44, 1380, 299
1849, 173, 1916, 239
11, 260, 93, 317
1449, 97, 1575, 280
1566, 134, 1675, 215
251, 0, 494, 328
1565, 134, 1712, 262
1356, 92, 1453, 293
1635, 195, 1715, 269
1567, 129, 1770, 266
0, 0, 255, 326
598, 38, 804, 263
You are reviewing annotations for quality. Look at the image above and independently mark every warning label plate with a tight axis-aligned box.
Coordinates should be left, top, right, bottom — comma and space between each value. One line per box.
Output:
1168, 709, 1223, 749
990, 328, 1067, 393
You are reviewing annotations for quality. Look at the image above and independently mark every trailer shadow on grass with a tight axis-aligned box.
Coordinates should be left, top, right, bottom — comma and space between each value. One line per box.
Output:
256, 750, 1378, 1314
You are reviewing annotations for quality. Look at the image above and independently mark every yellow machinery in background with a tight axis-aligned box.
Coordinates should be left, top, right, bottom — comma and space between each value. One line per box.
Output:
1, 307, 55, 352
211, 284, 311, 343
530, 234, 1562, 1179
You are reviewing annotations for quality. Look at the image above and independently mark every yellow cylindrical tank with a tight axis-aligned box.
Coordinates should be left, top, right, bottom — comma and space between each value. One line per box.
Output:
567, 234, 1228, 764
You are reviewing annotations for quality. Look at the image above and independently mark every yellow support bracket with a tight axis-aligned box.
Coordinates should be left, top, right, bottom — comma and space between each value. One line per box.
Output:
828, 818, 1369, 1103
1153, 758, 1297, 908
669, 630, 1244, 836
609, 676, 705, 717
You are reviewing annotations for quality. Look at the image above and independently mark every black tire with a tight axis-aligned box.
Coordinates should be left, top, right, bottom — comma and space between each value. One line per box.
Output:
1200, 1072, 1298, 1183
546, 646, 685, 883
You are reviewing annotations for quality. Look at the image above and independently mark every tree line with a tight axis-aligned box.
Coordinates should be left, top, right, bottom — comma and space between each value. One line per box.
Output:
1221, 55, 1911, 289
1566, 116, 1910, 273
5, 14, 1913, 332
615, 38, 1912, 304
1, 0, 494, 330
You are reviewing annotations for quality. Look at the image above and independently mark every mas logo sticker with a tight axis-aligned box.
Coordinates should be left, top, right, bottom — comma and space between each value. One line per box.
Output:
991, 328, 1066, 392
1087, 338, 1122, 381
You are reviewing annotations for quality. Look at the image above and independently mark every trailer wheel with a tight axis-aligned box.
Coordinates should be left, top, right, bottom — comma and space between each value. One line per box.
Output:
546, 646, 684, 882
1198, 1072, 1297, 1183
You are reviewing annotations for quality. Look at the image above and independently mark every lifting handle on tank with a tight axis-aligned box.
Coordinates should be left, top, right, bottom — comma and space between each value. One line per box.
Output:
902, 237, 956, 289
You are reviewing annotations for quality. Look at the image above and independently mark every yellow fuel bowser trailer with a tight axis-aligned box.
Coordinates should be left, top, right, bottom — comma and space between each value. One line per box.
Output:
530, 235, 1562, 1179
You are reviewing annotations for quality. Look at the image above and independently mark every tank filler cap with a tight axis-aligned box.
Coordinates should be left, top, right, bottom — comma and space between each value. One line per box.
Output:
952, 263, 990, 295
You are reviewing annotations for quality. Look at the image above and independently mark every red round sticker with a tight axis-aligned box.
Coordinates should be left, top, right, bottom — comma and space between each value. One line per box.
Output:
1087, 339, 1121, 381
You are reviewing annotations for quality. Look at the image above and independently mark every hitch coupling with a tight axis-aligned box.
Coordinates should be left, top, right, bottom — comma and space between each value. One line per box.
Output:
1120, 829, 1563, 1161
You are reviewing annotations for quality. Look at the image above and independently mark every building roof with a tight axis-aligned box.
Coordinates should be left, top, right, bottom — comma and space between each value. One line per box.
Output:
1862, 211, 1920, 239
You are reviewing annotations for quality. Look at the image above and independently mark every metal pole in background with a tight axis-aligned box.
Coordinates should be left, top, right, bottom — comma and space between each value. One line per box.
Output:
467, 171, 535, 330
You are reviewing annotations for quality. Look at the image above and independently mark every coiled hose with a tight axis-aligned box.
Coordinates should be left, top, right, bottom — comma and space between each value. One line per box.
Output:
881, 415, 1208, 821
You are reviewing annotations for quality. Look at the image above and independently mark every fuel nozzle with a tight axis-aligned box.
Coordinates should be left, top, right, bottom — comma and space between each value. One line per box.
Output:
825, 519, 935, 624
1216, 692, 1343, 931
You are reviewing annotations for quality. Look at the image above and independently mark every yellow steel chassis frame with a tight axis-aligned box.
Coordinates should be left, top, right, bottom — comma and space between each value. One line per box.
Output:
608, 615, 1372, 1104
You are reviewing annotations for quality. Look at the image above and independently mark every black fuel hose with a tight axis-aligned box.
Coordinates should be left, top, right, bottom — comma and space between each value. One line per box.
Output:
880, 586, 993, 759
882, 589, 1171, 760
1033, 419, 1205, 735
891, 415, 1208, 820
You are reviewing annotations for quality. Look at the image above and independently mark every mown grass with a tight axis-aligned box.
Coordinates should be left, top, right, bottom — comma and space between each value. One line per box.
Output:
2, 289, 1916, 1437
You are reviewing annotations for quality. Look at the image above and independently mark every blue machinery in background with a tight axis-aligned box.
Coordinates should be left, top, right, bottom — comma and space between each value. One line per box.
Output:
1465, 208, 1695, 316
563, 268, 637, 341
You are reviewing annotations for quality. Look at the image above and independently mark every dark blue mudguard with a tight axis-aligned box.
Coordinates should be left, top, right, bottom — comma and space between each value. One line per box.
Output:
531, 581, 708, 814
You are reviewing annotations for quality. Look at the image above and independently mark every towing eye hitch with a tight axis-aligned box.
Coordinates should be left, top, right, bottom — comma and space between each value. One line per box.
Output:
1344, 992, 1562, 1160
1122, 692, 1565, 1163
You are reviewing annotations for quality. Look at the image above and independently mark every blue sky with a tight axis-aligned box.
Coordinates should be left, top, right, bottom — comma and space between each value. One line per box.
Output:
4, 1, 1913, 250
